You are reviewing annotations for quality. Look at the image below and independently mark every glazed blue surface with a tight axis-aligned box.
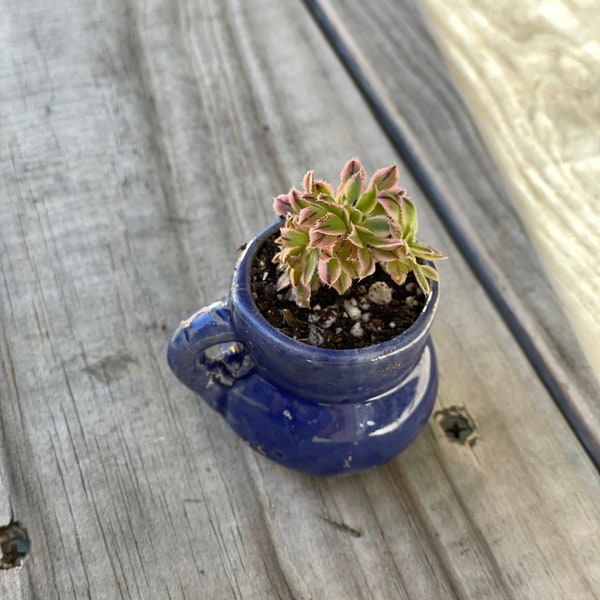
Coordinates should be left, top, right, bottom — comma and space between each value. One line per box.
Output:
168, 222, 439, 476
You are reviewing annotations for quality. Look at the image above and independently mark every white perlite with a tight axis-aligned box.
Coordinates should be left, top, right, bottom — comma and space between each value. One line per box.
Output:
344, 299, 362, 321
368, 281, 393, 305
350, 321, 364, 338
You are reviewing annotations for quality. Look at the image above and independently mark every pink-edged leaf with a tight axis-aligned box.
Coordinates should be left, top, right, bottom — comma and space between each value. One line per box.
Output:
412, 263, 432, 295
298, 205, 326, 226
362, 215, 391, 237
352, 224, 390, 247
276, 270, 291, 290
301, 249, 319, 286
377, 191, 402, 222
318, 257, 342, 287
313, 213, 347, 235
313, 180, 334, 196
370, 246, 400, 262
370, 165, 398, 191
342, 171, 364, 205
355, 185, 378, 213
332, 270, 353, 295
354, 246, 376, 278
384, 259, 412, 287
419, 264, 439, 281
279, 226, 309, 248
309, 230, 339, 257
348, 224, 366, 248
288, 188, 306, 212
409, 242, 445, 261
273, 193, 292, 216
387, 186, 407, 195
339, 158, 365, 187
303, 170, 314, 193
402, 198, 419, 238
293, 279, 312, 308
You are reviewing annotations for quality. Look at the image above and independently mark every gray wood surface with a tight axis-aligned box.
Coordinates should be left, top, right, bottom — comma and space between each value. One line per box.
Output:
314, 0, 600, 461
418, 0, 600, 382
0, 1, 598, 599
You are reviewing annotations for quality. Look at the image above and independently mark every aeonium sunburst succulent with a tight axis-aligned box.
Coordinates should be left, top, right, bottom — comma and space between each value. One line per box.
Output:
272, 158, 445, 308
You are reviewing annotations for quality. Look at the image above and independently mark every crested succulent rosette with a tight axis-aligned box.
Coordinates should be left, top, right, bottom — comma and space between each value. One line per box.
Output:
272, 159, 445, 308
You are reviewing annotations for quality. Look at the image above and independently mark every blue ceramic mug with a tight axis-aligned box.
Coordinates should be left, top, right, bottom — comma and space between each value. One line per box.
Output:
168, 222, 439, 476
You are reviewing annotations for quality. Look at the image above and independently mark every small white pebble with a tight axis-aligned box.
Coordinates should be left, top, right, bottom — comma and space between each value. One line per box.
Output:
415, 287, 423, 296
313, 304, 321, 311
283, 409, 292, 420
344, 300, 362, 321
262, 271, 269, 281
389, 321, 396, 329
350, 321, 364, 338
368, 281, 393, 305
405, 282, 415, 292
361, 312, 371, 323
405, 295, 420, 307
321, 314, 337, 328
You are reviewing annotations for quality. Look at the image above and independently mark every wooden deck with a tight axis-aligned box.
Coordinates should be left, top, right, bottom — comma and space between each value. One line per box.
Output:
0, 1, 598, 598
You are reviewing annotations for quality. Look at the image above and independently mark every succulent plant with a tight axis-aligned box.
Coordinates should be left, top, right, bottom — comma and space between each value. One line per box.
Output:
273, 159, 445, 307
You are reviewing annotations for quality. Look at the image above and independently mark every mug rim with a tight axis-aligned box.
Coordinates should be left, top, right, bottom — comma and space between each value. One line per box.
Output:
231, 221, 439, 362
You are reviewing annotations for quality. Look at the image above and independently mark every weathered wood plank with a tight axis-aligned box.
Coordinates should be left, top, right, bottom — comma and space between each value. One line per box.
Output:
417, 0, 600, 378
0, 0, 598, 599
309, 0, 600, 461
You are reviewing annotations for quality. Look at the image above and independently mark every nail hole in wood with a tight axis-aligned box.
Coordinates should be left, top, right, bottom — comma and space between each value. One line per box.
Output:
435, 405, 477, 446
0, 521, 31, 569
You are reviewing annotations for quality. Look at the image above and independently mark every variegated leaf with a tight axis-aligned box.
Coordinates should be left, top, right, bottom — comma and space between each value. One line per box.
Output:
318, 257, 342, 286
370, 164, 398, 191
355, 185, 378, 213
273, 193, 292, 216
303, 170, 314, 193
313, 213, 347, 234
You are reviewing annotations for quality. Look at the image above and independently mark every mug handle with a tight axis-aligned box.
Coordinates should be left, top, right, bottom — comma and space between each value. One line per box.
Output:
167, 299, 254, 414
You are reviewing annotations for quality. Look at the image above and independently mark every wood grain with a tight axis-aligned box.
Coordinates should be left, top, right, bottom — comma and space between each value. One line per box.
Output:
0, 0, 598, 598
415, 0, 600, 377
313, 0, 600, 463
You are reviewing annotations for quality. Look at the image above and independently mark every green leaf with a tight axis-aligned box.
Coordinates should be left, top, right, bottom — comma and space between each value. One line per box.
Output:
332, 270, 353, 295
294, 280, 312, 308
402, 198, 419, 238
412, 263, 432, 295
354, 246, 376, 278
289, 188, 310, 212
280, 227, 309, 248
419, 264, 439, 281
355, 185, 378, 213
409, 242, 445, 261
348, 224, 366, 248
342, 172, 363, 205
314, 180, 334, 196
301, 249, 320, 286
362, 215, 391, 237
313, 213, 347, 234
385, 259, 412, 286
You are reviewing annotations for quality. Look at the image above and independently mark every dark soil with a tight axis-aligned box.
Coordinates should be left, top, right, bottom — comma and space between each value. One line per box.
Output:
250, 234, 426, 350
